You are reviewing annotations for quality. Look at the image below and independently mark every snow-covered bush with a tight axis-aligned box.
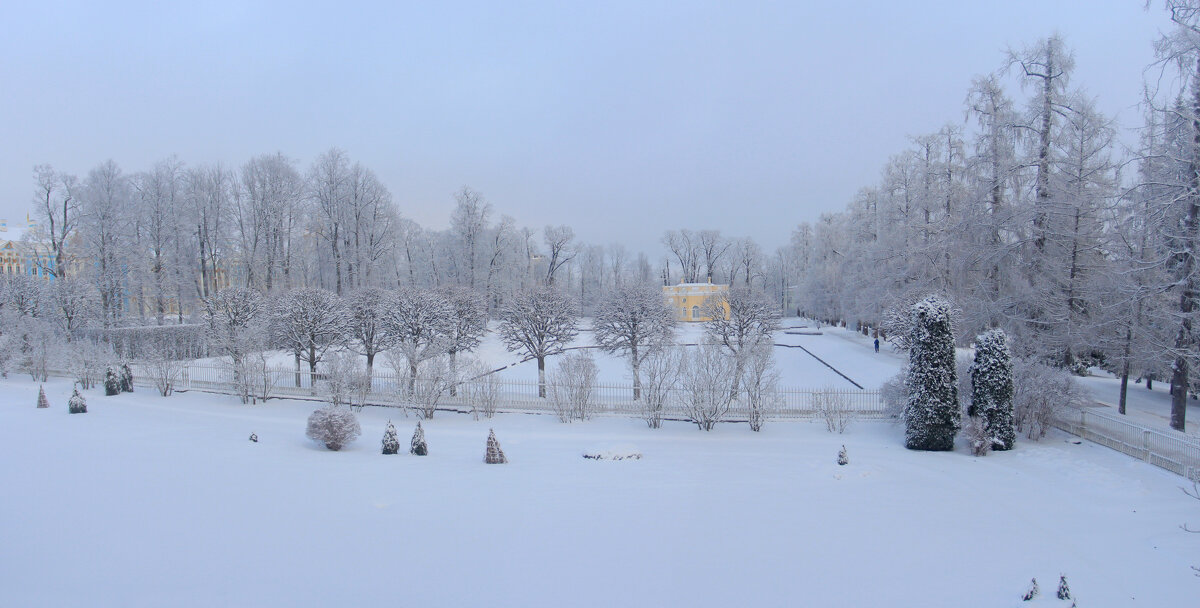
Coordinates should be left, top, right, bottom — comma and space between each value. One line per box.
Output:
305, 404, 361, 451
548, 350, 599, 423
410, 357, 452, 420
679, 344, 736, 431
837, 445, 848, 465
814, 387, 851, 434
410, 421, 428, 455
36, 385, 49, 409
144, 345, 186, 397
1012, 358, 1087, 440
462, 358, 500, 420
637, 347, 680, 429
68, 388, 86, 414
741, 344, 779, 432
119, 363, 134, 393
484, 428, 507, 464
903, 295, 960, 451
65, 340, 112, 390
104, 367, 120, 396
1056, 575, 1071, 600
1022, 578, 1039, 601
319, 352, 355, 407
970, 329, 1016, 451
880, 367, 908, 420
963, 415, 992, 457
229, 352, 277, 404
381, 421, 399, 455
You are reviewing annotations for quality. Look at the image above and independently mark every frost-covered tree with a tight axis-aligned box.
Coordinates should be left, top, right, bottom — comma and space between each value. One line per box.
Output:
345, 287, 395, 378
903, 295, 960, 451
203, 287, 264, 374
637, 346, 681, 429
119, 363, 134, 393
385, 288, 454, 394
438, 285, 488, 396
410, 421, 428, 456
305, 404, 361, 451
740, 344, 779, 432
68, 388, 87, 414
498, 286, 580, 398
548, 350, 599, 422
543, 225, 577, 286
679, 344, 736, 431
969, 329, 1016, 451
702, 287, 780, 396
381, 420, 399, 455
484, 428, 507, 464
593, 283, 676, 400
271, 288, 349, 384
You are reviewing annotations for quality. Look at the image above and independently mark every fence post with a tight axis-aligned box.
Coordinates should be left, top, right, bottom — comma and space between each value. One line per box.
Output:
1143, 430, 1152, 462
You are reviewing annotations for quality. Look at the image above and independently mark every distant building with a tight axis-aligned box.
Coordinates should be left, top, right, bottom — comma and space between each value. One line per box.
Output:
663, 280, 729, 322
0, 239, 56, 280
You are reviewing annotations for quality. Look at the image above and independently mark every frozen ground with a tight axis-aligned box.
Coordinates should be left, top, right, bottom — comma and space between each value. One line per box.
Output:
2, 377, 1197, 607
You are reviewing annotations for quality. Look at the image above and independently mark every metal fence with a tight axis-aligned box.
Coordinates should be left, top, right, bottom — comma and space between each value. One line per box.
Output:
1053, 406, 1200, 481
120, 361, 887, 421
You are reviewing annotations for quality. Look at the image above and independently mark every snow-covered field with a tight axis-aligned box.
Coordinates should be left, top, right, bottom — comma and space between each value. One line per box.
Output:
3, 371, 1198, 607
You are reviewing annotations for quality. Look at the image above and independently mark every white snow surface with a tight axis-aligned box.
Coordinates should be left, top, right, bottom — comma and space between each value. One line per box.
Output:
3, 374, 1198, 607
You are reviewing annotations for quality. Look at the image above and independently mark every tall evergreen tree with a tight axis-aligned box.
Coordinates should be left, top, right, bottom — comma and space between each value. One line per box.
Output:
970, 328, 1016, 451
904, 295, 960, 451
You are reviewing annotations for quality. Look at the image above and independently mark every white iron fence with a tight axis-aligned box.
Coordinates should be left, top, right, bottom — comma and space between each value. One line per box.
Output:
120, 361, 887, 421
1053, 406, 1200, 481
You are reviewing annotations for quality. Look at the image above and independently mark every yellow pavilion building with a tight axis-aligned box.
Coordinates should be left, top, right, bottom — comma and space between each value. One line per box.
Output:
663, 280, 730, 322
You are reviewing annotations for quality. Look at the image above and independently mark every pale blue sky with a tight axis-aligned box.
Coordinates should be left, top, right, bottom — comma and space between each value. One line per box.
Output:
0, 1, 1165, 253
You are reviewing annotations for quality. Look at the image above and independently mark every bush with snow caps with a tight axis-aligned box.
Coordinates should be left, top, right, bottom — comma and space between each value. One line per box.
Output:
1056, 575, 1071, 600
119, 363, 134, 393
410, 421, 428, 456
305, 405, 361, 451
249, 433, 258, 443
381, 421, 399, 455
837, 445, 848, 466
1021, 578, 1039, 601
484, 429, 507, 464
67, 388, 87, 414
36, 385, 49, 409
903, 295, 960, 451
104, 367, 120, 396
970, 328, 1016, 451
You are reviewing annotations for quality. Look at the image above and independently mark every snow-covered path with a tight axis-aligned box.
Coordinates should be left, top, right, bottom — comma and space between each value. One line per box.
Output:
1, 377, 1196, 607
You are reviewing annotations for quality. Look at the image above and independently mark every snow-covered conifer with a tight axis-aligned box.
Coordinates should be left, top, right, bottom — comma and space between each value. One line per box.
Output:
381, 421, 399, 455
36, 385, 49, 409
305, 405, 361, 451
484, 428, 507, 464
1022, 578, 1039, 601
970, 329, 1016, 451
68, 388, 87, 414
903, 295, 960, 451
1056, 575, 1071, 600
837, 445, 848, 466
104, 366, 120, 396
249, 433, 258, 443
410, 421, 428, 456
119, 363, 134, 392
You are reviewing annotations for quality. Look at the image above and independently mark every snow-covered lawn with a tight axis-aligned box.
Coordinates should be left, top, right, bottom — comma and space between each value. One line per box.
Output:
2, 378, 1196, 607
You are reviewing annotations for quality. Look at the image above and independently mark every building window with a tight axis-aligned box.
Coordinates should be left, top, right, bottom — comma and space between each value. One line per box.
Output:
692, 305, 700, 319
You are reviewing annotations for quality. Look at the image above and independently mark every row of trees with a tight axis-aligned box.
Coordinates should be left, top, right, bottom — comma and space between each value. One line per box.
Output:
780, 4, 1200, 431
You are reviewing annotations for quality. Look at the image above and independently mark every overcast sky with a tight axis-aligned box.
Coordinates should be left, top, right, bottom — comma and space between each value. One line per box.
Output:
0, 1, 1167, 254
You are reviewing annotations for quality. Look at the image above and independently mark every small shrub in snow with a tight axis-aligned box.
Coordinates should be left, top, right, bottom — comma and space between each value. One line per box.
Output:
68, 388, 87, 414
814, 387, 851, 433
837, 445, 848, 466
104, 367, 120, 396
305, 405, 362, 451
903, 295, 960, 451
410, 421, 428, 456
249, 433, 258, 443
1022, 578, 1039, 601
1013, 358, 1087, 441
36, 385, 49, 409
484, 429, 507, 464
381, 421, 399, 455
741, 344, 779, 432
582, 445, 642, 460
548, 350, 599, 423
963, 415, 992, 457
119, 363, 134, 393
1056, 575, 1071, 600
678, 344, 736, 431
638, 347, 680, 429
880, 367, 908, 420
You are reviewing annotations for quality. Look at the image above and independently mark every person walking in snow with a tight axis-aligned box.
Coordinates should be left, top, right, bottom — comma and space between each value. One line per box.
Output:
874, 338, 880, 353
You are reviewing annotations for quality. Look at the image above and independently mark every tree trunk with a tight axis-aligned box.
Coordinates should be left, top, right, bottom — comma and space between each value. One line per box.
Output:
538, 356, 547, 398
449, 349, 458, 397
1171, 55, 1200, 433
294, 350, 302, 388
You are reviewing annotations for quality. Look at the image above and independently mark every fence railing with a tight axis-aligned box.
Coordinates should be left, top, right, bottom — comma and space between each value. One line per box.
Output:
1053, 406, 1200, 481
116, 361, 887, 421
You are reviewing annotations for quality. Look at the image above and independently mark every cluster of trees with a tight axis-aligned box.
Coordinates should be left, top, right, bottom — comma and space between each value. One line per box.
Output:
781, 5, 1200, 431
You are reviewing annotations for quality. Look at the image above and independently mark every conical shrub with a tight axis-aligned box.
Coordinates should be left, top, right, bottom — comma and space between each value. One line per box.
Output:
381, 421, 399, 455
36, 385, 49, 409
120, 363, 134, 393
484, 428, 507, 464
104, 367, 120, 396
410, 421, 428, 456
68, 388, 87, 414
